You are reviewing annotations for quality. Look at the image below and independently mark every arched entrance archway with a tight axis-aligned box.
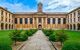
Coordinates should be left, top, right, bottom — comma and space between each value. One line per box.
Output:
73, 24, 75, 30
70, 24, 72, 30
78, 24, 80, 30
5, 24, 7, 29
1, 23, 4, 30
38, 24, 42, 30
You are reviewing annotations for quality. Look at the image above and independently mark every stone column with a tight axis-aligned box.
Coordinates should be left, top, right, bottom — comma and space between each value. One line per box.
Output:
69, 14, 71, 30
7, 24, 9, 30
61, 18, 63, 29
42, 18, 43, 28
23, 18, 25, 29
72, 24, 74, 30
0, 10, 1, 30
75, 24, 78, 31
32, 18, 34, 29
28, 18, 30, 29
4, 11, 6, 30
37, 18, 38, 29
75, 11, 78, 31
72, 13, 74, 23
75, 11, 78, 22
45, 18, 47, 29
50, 18, 52, 29
55, 18, 58, 29
0, 9, 1, 22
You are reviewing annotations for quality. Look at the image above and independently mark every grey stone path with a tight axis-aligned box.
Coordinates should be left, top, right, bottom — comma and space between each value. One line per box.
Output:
20, 30, 54, 50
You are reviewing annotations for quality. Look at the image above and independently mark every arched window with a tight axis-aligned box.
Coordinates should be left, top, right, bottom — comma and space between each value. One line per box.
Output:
53, 18, 55, 24
58, 18, 61, 24
30, 18, 33, 24
25, 18, 28, 24
47, 18, 50, 24
20, 18, 23, 24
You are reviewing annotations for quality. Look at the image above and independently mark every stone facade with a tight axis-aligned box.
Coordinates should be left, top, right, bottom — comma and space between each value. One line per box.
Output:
0, 3, 80, 30
0, 7, 14, 30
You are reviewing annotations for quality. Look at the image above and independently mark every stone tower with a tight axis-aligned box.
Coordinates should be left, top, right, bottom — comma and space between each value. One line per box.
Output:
38, 2, 43, 12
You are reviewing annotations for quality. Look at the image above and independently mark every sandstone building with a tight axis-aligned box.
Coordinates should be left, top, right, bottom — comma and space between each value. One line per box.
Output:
0, 3, 80, 30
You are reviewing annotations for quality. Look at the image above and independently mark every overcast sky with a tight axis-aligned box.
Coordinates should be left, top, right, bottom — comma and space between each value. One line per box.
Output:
0, 0, 80, 12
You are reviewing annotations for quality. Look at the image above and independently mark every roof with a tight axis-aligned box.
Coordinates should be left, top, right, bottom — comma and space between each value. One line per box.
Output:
0, 7, 13, 14
14, 12, 67, 15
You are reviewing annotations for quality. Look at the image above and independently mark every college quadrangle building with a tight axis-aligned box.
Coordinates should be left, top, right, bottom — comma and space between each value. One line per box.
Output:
0, 3, 80, 30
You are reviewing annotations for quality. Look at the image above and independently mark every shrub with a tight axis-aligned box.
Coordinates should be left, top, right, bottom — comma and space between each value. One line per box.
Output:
19, 31, 28, 41
9, 30, 21, 45
0, 43, 12, 50
26, 29, 37, 36
49, 33, 56, 42
42, 29, 54, 36
62, 42, 80, 50
26, 30, 33, 36
56, 32, 68, 45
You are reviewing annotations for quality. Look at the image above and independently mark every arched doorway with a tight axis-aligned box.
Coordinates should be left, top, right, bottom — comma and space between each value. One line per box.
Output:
38, 25, 42, 30
1, 23, 4, 30
73, 24, 75, 30
5, 24, 7, 30
78, 24, 80, 30
70, 24, 72, 30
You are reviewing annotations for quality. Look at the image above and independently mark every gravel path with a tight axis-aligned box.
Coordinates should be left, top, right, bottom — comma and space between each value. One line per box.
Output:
20, 30, 55, 50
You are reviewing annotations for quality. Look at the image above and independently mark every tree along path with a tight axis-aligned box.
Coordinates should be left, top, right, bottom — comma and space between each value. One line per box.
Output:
20, 30, 55, 50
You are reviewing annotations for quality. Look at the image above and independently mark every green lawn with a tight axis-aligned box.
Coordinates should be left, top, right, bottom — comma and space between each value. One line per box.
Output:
54, 30, 80, 43
0, 30, 80, 46
0, 30, 13, 45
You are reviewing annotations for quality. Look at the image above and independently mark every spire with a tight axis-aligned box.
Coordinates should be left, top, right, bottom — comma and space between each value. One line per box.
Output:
38, 2, 43, 12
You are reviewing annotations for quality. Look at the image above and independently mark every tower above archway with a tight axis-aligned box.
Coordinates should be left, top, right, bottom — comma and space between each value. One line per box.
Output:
38, 2, 43, 12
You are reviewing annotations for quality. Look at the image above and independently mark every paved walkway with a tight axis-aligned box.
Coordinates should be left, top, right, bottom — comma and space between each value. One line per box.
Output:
20, 30, 55, 50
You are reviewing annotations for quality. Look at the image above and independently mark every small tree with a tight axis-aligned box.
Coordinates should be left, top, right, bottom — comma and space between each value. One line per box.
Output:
9, 30, 21, 45
56, 32, 68, 46
49, 33, 56, 42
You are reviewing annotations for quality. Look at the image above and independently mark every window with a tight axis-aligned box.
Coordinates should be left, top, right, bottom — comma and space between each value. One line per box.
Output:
39, 18, 41, 23
15, 18, 17, 24
47, 18, 50, 24
63, 18, 66, 24
30, 18, 33, 24
58, 18, 61, 24
20, 18, 23, 24
1, 10, 3, 16
25, 18, 28, 24
52, 18, 55, 24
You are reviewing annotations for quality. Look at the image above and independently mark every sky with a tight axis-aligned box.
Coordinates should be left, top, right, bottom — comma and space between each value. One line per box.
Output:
0, 0, 80, 12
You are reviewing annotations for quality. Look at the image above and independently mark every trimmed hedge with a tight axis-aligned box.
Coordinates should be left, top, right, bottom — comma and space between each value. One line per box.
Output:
42, 29, 54, 36
49, 33, 56, 42
26, 29, 37, 36
62, 42, 80, 50
19, 31, 28, 41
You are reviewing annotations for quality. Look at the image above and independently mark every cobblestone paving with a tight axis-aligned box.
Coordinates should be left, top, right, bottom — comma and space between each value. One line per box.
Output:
21, 30, 54, 50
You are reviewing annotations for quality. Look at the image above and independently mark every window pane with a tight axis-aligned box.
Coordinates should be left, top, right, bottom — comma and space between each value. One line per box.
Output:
25, 18, 28, 24
20, 18, 22, 24
47, 18, 50, 24
53, 18, 55, 24
63, 18, 66, 24
58, 18, 61, 24
15, 18, 17, 24
30, 18, 33, 24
